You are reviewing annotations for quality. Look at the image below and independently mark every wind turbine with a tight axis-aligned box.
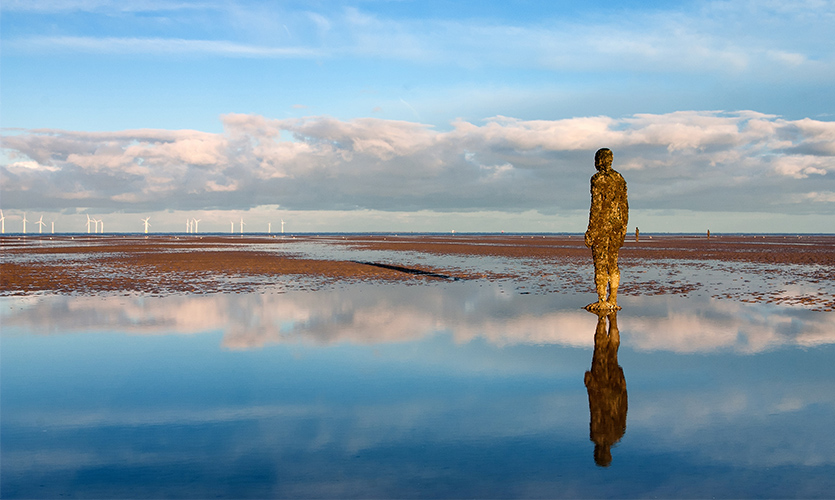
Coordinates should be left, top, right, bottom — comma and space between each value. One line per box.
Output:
240, 217, 246, 234
36, 215, 46, 234
51, 221, 55, 234
268, 222, 271, 234
186, 218, 191, 233
141, 217, 151, 234
281, 219, 285, 234
86, 214, 92, 234
22, 212, 28, 234
0, 209, 5, 233
193, 218, 201, 234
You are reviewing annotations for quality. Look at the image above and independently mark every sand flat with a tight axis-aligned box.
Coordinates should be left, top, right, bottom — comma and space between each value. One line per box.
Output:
2, 234, 833, 311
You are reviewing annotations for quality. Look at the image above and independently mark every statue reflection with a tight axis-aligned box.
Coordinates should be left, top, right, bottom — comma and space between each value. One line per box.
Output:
584, 310, 627, 467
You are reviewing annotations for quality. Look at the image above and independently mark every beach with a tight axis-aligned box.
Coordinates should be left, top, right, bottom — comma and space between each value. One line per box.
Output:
2, 234, 833, 311
3, 234, 835, 498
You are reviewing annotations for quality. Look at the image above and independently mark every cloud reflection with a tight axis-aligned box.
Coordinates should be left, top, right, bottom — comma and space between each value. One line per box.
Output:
1, 284, 833, 353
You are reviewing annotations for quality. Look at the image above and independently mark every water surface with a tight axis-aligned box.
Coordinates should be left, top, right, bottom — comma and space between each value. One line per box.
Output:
2, 282, 834, 498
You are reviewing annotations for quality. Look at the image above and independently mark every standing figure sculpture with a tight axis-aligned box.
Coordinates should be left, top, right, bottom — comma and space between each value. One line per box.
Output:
584, 148, 628, 311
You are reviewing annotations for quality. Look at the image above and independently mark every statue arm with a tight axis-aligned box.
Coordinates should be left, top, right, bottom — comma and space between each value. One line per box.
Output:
611, 176, 628, 247
585, 177, 603, 248
618, 184, 629, 245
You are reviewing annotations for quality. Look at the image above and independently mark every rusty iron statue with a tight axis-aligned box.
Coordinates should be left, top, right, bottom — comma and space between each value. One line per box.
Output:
584, 148, 628, 311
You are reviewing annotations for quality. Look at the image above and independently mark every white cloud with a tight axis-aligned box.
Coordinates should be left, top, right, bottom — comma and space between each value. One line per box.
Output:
5, 160, 59, 172
796, 191, 835, 203
8, 36, 323, 58
768, 50, 807, 66
771, 156, 830, 178
2, 111, 834, 215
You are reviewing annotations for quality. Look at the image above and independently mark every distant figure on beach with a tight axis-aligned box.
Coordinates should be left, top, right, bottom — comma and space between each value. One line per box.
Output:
584, 148, 628, 311
635, 227, 639, 242
585, 310, 627, 467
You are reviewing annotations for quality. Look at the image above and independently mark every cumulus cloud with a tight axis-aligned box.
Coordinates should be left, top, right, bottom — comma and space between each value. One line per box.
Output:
2, 111, 834, 214
792, 191, 835, 203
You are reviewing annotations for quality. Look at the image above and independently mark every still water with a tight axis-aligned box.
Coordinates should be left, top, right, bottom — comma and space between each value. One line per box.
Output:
2, 282, 834, 498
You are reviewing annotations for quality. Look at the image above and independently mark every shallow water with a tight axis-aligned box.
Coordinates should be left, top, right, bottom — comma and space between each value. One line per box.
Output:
2, 281, 834, 498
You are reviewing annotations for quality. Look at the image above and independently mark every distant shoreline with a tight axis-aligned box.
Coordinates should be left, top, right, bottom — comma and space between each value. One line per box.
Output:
1, 231, 833, 236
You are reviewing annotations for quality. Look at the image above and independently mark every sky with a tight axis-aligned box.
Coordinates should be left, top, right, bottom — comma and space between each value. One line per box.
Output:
1, 0, 833, 233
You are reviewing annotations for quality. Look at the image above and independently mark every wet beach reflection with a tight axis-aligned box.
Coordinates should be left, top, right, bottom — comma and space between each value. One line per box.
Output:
585, 311, 627, 467
2, 284, 835, 498
2, 283, 832, 353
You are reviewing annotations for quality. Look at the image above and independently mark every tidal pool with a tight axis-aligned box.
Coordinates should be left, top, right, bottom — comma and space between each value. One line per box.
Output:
2, 282, 834, 498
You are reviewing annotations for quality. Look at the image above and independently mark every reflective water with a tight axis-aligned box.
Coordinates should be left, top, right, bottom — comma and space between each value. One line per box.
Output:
2, 282, 834, 498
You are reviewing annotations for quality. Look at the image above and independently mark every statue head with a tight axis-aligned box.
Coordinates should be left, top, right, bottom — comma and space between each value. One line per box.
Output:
594, 148, 613, 172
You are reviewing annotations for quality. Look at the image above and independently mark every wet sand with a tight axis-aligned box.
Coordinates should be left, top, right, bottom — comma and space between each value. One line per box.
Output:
2, 234, 833, 311
343, 233, 835, 266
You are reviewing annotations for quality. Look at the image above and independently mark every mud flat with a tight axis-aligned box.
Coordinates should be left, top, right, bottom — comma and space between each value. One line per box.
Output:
2, 234, 833, 311
0, 235, 484, 296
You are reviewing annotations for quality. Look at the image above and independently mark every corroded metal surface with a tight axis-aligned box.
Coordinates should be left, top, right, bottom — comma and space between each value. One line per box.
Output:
584, 148, 628, 310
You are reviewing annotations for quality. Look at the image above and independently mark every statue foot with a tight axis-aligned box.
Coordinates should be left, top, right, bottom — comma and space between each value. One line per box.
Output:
584, 301, 621, 312
584, 301, 607, 311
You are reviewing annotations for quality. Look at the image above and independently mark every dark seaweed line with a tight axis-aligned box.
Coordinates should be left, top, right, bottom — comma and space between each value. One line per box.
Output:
351, 261, 461, 281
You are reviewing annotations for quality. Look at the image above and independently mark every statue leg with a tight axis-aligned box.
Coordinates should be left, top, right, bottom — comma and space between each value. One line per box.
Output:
595, 271, 609, 304
586, 245, 611, 311
607, 250, 621, 310
608, 272, 620, 309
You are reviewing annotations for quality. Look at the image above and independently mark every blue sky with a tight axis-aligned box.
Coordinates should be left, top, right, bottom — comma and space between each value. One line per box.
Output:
1, 0, 833, 233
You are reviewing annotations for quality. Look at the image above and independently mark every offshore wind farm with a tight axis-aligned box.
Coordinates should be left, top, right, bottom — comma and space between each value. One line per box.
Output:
0, 209, 297, 236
